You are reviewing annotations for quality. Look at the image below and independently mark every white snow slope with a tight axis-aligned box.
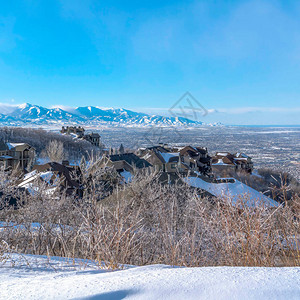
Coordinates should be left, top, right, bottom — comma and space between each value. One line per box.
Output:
183, 176, 279, 207
0, 254, 299, 300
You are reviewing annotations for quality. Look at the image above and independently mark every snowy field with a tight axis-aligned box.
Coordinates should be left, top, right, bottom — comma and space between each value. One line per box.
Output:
0, 254, 299, 300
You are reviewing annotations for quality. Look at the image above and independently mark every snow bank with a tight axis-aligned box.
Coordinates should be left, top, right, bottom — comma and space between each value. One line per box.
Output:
183, 176, 279, 207
0, 254, 299, 300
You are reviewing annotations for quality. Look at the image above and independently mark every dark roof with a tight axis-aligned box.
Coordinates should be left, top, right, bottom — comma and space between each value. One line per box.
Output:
179, 146, 208, 157
145, 146, 169, 153
109, 153, 152, 169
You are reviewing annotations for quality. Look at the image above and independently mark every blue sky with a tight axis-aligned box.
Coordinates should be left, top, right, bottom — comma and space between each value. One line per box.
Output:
0, 0, 300, 125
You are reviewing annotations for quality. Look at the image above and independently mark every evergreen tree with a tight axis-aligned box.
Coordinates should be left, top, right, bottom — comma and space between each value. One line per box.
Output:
119, 143, 125, 154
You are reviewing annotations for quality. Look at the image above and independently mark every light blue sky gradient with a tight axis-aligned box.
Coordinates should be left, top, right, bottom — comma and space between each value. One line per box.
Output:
0, 0, 299, 124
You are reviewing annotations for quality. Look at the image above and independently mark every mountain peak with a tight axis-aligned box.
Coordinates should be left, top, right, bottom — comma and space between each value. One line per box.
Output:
0, 103, 205, 127
18, 103, 31, 110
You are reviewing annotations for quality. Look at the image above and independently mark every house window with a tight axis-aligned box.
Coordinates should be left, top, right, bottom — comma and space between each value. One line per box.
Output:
171, 163, 176, 169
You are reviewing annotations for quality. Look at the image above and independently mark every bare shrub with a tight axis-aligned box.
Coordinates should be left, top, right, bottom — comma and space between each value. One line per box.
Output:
0, 167, 299, 268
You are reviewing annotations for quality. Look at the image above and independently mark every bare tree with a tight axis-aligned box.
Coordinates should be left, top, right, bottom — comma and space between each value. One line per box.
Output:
44, 140, 65, 163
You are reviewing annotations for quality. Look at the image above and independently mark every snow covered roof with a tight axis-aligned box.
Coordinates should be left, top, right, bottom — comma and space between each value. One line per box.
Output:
212, 157, 235, 166
216, 152, 230, 156
18, 170, 56, 189
159, 152, 180, 163
212, 159, 228, 166
6, 143, 26, 150
6, 143, 33, 151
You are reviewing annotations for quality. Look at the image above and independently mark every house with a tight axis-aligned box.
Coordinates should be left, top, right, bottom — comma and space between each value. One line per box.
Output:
178, 146, 212, 175
146, 149, 188, 173
98, 153, 152, 180
102, 153, 151, 170
61, 126, 85, 138
211, 155, 236, 173
83, 133, 101, 147
233, 152, 253, 173
138, 145, 211, 175
0, 140, 36, 170
60, 126, 101, 147
212, 152, 253, 174
18, 162, 83, 196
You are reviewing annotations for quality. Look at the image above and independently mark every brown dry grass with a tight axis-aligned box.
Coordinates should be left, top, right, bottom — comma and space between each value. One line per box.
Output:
0, 168, 299, 268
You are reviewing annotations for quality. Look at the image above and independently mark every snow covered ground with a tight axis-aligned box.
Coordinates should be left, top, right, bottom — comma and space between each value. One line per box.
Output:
183, 176, 279, 207
0, 254, 299, 300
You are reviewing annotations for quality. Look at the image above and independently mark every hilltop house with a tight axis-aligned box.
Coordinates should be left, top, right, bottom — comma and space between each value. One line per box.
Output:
212, 152, 253, 174
0, 140, 36, 170
138, 145, 211, 175
178, 146, 212, 175
142, 148, 187, 173
61, 126, 85, 138
60, 126, 101, 147
83, 132, 101, 147
98, 153, 152, 178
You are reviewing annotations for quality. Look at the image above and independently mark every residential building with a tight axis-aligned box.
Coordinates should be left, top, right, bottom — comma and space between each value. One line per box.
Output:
61, 126, 85, 138
212, 152, 253, 174
98, 153, 152, 177
138, 145, 211, 175
0, 140, 36, 170
60, 126, 101, 147
83, 132, 101, 147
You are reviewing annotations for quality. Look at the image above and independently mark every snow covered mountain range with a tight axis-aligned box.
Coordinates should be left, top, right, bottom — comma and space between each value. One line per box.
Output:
0, 103, 208, 127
